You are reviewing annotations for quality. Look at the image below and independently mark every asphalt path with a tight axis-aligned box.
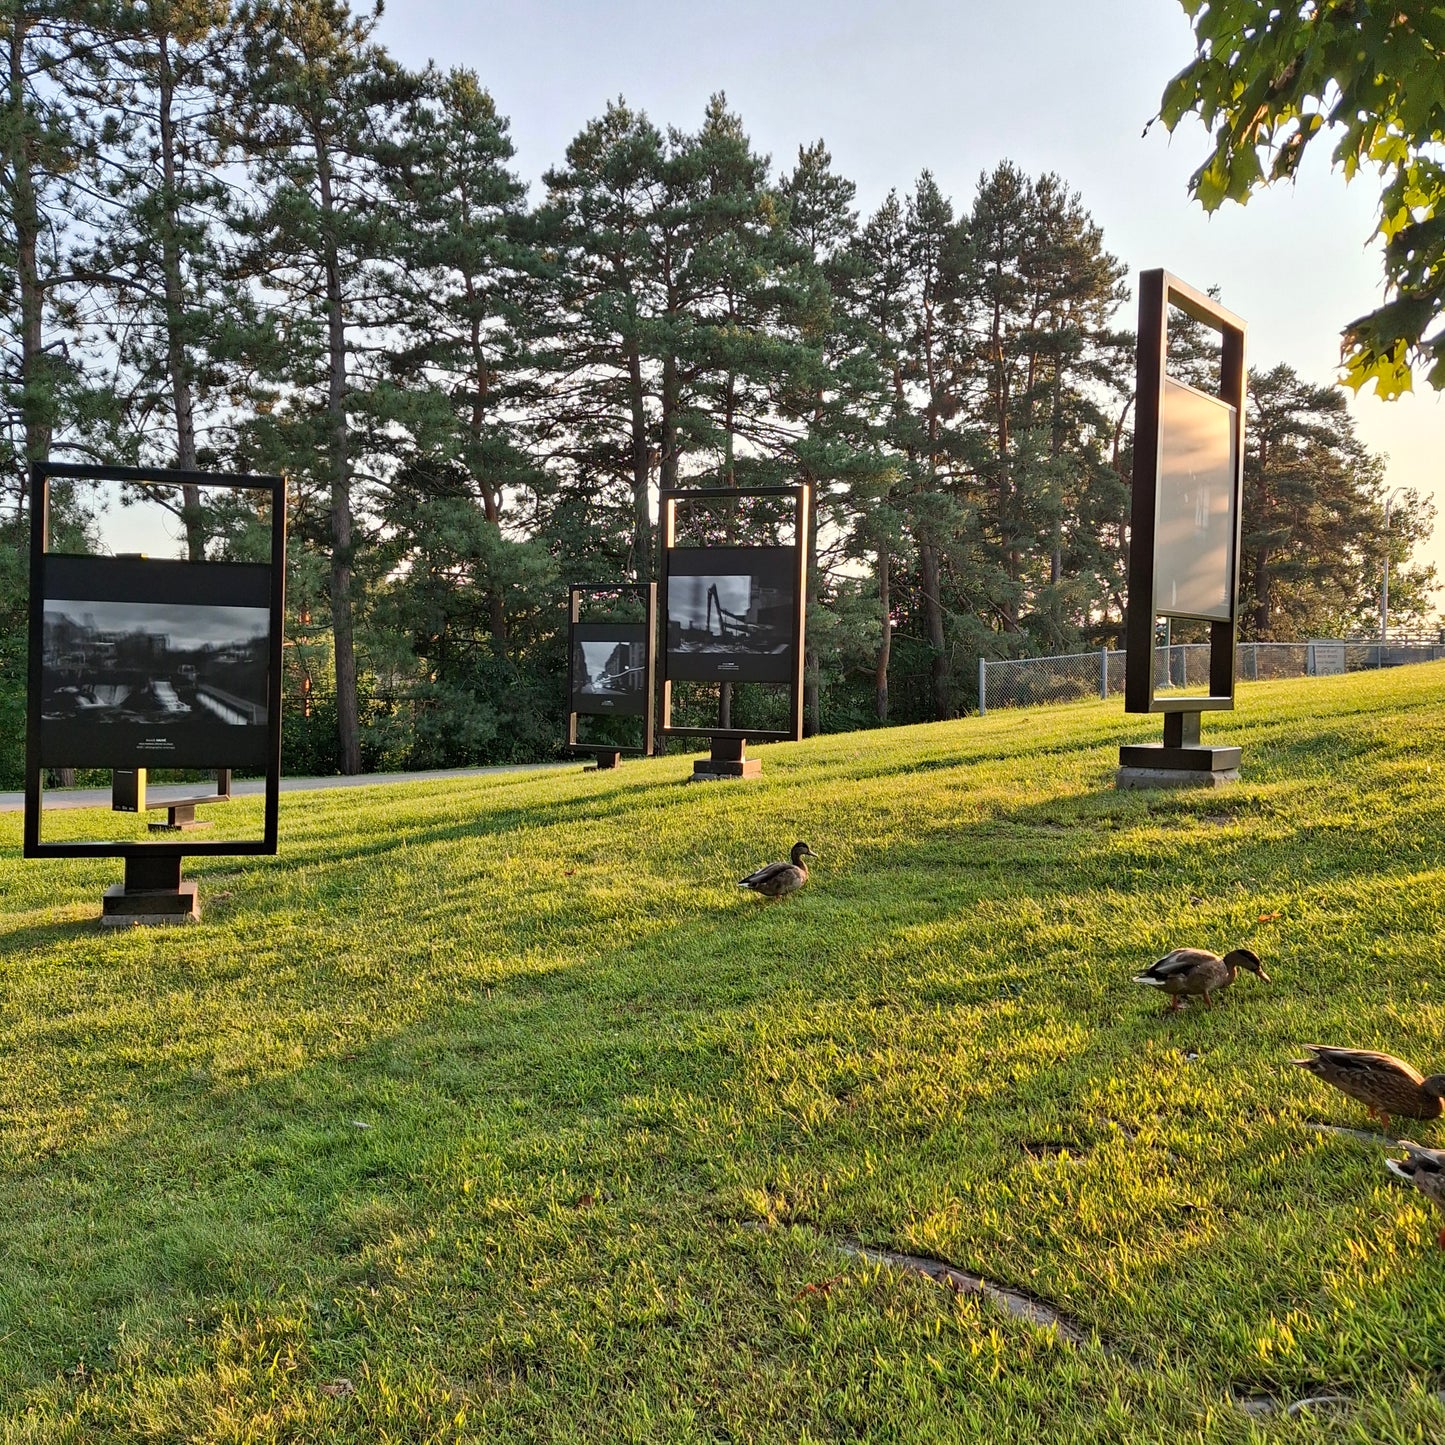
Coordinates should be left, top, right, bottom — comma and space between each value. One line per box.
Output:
0, 761, 572, 813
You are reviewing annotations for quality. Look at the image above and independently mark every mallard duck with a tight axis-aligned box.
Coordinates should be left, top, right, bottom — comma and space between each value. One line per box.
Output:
1385, 1141, 1445, 1248
738, 841, 814, 899
1290, 1046, 1445, 1133
1132, 947, 1270, 1012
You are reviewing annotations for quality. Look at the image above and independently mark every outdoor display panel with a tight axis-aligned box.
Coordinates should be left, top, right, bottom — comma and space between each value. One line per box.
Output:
569, 623, 649, 717
1154, 377, 1238, 623
1123, 269, 1246, 718
565, 583, 657, 761
25, 462, 286, 862
39, 555, 272, 769
663, 545, 797, 684
1117, 269, 1246, 787
658, 484, 811, 761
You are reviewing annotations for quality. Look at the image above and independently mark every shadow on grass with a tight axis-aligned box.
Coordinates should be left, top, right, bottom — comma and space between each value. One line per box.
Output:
5, 701, 1445, 1414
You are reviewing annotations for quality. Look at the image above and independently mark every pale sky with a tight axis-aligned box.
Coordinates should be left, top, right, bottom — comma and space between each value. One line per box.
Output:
373, 0, 1444, 603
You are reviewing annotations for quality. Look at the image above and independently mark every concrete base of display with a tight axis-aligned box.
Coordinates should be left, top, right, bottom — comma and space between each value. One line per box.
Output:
1115, 765, 1239, 790
691, 736, 762, 781
102, 878, 199, 925
100, 854, 199, 925
1116, 710, 1240, 789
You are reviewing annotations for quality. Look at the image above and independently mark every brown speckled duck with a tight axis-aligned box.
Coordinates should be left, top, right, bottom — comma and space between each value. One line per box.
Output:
1132, 947, 1270, 1012
738, 841, 814, 900
1290, 1046, 1445, 1133
1386, 1141, 1445, 1249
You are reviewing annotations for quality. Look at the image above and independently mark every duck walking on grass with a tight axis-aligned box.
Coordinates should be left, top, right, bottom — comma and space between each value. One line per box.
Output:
1385, 1141, 1445, 1249
1132, 947, 1270, 1012
1290, 1046, 1445, 1133
738, 841, 815, 900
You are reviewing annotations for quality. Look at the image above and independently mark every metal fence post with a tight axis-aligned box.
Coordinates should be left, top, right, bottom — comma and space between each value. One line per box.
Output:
978, 656, 987, 716
1100, 647, 1108, 699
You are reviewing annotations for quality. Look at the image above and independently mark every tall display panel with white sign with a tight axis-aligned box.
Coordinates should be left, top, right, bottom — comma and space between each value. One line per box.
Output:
1119, 271, 1247, 787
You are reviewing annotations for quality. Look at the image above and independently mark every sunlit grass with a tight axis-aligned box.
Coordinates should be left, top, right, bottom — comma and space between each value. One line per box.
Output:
3, 665, 1445, 1441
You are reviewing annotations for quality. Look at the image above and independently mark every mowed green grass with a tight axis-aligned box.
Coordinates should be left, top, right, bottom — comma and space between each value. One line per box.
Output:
3, 666, 1445, 1443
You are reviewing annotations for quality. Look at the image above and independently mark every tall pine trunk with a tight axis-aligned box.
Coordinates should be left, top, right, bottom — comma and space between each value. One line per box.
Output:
875, 547, 891, 722
154, 30, 204, 558
8, 17, 49, 475
803, 502, 820, 736
1253, 548, 1271, 638
468, 297, 508, 651
920, 541, 950, 718
9, 15, 69, 787
627, 339, 651, 578
317, 143, 361, 775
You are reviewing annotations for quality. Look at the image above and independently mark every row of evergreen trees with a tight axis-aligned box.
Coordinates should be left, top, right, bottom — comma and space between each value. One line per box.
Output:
1, 1, 1433, 780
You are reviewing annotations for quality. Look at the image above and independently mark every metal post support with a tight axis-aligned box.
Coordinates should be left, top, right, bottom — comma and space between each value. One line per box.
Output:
978, 656, 987, 716
1100, 647, 1108, 700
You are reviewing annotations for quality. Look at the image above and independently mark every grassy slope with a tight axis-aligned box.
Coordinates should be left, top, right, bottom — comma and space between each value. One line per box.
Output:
2, 666, 1445, 1443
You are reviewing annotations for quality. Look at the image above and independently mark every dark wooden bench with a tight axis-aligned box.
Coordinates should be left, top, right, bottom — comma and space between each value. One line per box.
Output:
142, 770, 233, 832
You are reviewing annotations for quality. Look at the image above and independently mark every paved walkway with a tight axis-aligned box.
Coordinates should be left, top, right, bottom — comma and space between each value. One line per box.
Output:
0, 761, 572, 813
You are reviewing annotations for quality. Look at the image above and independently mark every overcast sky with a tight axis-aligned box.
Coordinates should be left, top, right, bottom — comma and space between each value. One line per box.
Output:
371, 0, 1444, 598
45, 601, 269, 650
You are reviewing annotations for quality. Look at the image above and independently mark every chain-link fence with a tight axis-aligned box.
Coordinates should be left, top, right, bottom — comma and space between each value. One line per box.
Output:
978, 641, 1445, 714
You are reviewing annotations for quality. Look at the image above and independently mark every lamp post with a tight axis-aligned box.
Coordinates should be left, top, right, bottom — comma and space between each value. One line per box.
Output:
1381, 486, 1407, 651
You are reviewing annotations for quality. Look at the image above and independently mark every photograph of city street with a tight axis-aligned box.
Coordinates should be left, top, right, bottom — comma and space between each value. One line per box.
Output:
570, 632, 647, 714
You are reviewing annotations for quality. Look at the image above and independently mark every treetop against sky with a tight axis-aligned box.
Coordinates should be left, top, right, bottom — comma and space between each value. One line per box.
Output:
372, 0, 1443, 587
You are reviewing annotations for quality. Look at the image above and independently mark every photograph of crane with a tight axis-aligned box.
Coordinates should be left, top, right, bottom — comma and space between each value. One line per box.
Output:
663, 546, 797, 683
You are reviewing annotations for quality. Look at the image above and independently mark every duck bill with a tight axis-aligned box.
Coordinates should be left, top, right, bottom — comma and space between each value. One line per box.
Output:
1255, 968, 1271, 983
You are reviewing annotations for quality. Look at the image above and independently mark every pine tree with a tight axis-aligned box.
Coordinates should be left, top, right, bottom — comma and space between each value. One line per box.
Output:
1242, 364, 1434, 638
77, 0, 247, 557
0, 0, 110, 512
232, 0, 418, 774
898, 172, 972, 719
538, 100, 670, 581
377, 64, 536, 647
955, 163, 1127, 654
845, 191, 914, 722
776, 140, 890, 732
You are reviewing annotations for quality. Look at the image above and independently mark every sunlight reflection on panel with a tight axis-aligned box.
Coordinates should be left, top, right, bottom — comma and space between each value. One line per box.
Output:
1155, 378, 1237, 622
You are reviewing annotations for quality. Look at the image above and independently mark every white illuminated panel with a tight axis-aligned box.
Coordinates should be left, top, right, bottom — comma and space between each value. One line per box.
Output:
1154, 376, 1237, 621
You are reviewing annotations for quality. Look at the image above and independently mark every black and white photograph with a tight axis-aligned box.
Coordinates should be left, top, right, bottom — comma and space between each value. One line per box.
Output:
569, 626, 648, 716
664, 546, 797, 683
39, 598, 271, 766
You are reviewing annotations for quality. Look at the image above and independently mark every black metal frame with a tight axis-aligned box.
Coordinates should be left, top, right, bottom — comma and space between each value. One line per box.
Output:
658, 484, 810, 743
566, 582, 657, 758
24, 462, 286, 861
1124, 270, 1247, 717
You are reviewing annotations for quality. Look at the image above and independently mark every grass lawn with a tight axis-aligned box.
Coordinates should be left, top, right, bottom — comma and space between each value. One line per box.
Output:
3, 664, 1445, 1443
